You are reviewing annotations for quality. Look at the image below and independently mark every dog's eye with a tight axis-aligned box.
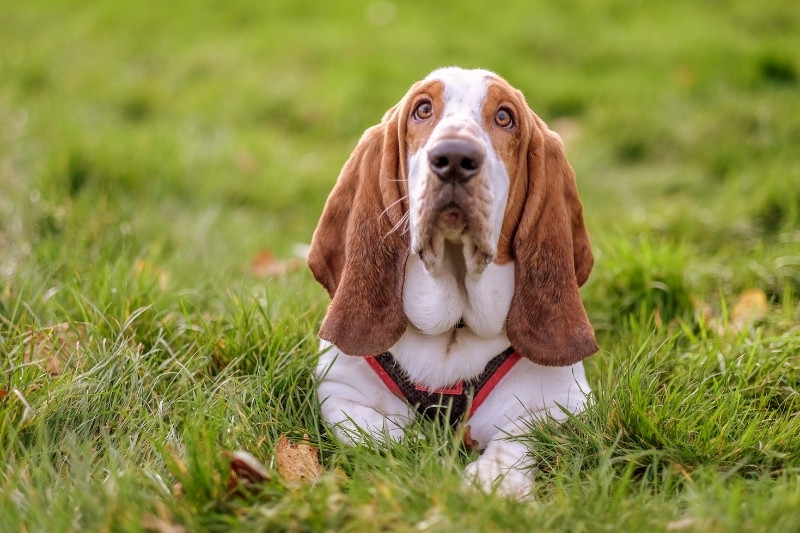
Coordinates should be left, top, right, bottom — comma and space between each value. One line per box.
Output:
413, 101, 433, 120
495, 108, 514, 128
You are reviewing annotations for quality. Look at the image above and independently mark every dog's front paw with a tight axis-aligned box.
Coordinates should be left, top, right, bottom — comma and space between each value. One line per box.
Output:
463, 456, 533, 501
330, 417, 407, 445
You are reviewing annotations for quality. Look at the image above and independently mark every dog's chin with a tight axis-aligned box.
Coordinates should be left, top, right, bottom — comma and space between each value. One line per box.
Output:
436, 203, 468, 240
414, 202, 495, 276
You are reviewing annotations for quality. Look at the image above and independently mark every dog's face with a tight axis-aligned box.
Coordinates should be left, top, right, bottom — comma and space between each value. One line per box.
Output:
308, 67, 598, 366
404, 68, 523, 275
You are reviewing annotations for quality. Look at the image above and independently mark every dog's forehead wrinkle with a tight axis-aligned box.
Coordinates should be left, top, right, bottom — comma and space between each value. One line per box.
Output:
425, 68, 491, 123
424, 66, 498, 84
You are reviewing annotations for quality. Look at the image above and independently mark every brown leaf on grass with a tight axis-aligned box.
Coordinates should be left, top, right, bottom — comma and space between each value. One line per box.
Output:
22, 323, 84, 376
227, 450, 271, 488
250, 250, 304, 278
666, 517, 696, 531
730, 288, 768, 332
276, 434, 323, 483
141, 515, 187, 533
461, 424, 481, 452
703, 288, 770, 335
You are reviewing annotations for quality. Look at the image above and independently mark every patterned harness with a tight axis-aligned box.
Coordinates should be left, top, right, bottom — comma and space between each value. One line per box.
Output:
365, 347, 522, 426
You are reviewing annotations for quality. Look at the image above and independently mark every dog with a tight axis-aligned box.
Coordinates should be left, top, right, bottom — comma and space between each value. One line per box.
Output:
308, 67, 597, 499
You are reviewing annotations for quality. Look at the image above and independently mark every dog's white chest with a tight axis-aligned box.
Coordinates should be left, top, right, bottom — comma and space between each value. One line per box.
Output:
402, 254, 514, 338
391, 254, 516, 389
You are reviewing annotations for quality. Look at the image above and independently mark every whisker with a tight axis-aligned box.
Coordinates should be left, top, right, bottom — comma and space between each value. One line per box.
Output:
384, 211, 410, 239
400, 215, 410, 236
379, 193, 409, 221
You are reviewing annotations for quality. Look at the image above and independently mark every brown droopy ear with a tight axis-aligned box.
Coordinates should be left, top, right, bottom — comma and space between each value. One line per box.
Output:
307, 114, 409, 356
505, 113, 598, 366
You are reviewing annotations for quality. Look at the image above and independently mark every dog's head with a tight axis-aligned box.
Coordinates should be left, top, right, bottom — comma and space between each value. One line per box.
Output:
308, 67, 597, 366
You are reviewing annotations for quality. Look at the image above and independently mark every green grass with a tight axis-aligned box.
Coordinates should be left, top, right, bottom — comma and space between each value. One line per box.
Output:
2, 0, 800, 531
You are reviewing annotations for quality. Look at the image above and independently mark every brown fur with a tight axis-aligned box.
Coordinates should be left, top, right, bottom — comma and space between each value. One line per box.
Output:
308, 74, 598, 365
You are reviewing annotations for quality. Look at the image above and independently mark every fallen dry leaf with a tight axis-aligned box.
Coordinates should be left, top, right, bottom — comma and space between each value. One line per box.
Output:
0, 390, 7, 399
22, 323, 84, 376
461, 424, 481, 452
227, 449, 271, 488
250, 250, 304, 278
666, 517, 696, 531
730, 288, 768, 332
275, 434, 323, 483
702, 289, 770, 336
141, 515, 187, 533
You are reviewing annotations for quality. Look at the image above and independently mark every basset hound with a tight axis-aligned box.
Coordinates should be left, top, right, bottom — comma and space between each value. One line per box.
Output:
308, 67, 598, 499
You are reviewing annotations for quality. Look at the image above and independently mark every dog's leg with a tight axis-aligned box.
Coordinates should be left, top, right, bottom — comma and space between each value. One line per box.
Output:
463, 428, 534, 499
316, 344, 412, 444
463, 360, 590, 499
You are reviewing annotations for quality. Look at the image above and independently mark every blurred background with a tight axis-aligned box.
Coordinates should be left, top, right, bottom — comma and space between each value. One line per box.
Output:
1, 0, 799, 331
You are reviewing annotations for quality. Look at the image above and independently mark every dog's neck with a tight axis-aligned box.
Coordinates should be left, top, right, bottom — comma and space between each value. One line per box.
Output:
392, 246, 515, 389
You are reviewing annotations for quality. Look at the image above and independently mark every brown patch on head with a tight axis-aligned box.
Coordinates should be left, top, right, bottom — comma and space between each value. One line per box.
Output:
372, 79, 445, 229
477, 77, 529, 266
404, 80, 445, 157
482, 80, 525, 191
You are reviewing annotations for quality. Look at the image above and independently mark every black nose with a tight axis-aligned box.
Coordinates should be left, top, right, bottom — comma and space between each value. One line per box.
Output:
428, 139, 484, 184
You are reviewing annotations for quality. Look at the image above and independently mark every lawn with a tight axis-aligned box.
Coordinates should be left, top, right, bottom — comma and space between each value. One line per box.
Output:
2, 0, 800, 531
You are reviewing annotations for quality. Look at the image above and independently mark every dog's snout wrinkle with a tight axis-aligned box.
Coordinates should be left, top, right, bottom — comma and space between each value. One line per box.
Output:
428, 139, 485, 184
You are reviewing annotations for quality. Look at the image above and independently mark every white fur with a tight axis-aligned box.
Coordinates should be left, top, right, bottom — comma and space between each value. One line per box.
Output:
399, 256, 514, 387
315, 67, 591, 499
